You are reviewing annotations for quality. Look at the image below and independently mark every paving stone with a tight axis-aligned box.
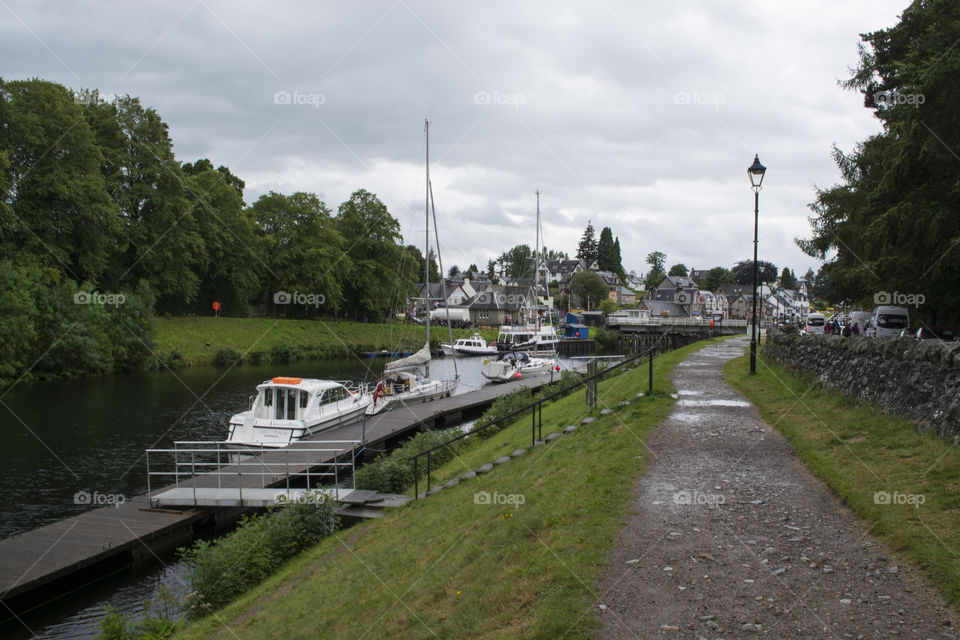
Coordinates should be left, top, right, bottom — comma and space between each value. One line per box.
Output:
510, 448, 527, 457
563, 425, 579, 433
618, 401, 631, 407
476, 463, 494, 474
600, 408, 614, 415
494, 456, 511, 465
443, 478, 459, 488
545, 432, 563, 441
427, 485, 443, 495
636, 392, 645, 398
460, 470, 476, 480
581, 417, 596, 424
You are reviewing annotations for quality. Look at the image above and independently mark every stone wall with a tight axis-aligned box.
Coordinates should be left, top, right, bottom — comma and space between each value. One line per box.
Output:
762, 327, 960, 438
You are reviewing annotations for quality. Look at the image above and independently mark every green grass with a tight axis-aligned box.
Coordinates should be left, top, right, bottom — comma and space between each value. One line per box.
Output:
176, 337, 729, 639
153, 317, 496, 366
726, 355, 960, 610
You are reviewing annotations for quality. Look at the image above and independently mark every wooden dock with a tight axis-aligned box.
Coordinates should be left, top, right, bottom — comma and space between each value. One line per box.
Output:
0, 373, 555, 612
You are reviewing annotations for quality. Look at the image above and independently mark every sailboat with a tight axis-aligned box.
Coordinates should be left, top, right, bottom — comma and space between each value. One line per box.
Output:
367, 120, 458, 415
482, 191, 558, 381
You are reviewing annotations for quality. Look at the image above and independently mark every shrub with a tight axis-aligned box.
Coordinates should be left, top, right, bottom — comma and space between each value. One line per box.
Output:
269, 343, 302, 364
211, 348, 242, 368
245, 350, 269, 365
354, 429, 465, 493
180, 492, 338, 617
592, 327, 620, 353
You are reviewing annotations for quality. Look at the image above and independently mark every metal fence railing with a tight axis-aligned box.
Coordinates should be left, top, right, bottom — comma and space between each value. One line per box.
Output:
145, 440, 361, 507
409, 346, 658, 498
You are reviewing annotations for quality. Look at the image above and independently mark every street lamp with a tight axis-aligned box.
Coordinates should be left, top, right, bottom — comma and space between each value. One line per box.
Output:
747, 154, 766, 375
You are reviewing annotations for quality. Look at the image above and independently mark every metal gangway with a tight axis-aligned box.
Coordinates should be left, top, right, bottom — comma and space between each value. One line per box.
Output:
145, 440, 362, 508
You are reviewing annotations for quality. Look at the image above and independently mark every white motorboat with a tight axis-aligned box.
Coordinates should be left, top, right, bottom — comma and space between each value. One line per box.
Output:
440, 333, 498, 357
226, 377, 371, 447
494, 324, 559, 357
481, 351, 557, 382
367, 368, 457, 415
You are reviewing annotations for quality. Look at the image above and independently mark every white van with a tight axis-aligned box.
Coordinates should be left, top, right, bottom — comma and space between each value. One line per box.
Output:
870, 306, 909, 338
803, 312, 826, 335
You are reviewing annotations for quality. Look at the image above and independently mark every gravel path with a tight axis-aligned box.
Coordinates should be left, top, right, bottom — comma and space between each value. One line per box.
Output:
598, 338, 960, 639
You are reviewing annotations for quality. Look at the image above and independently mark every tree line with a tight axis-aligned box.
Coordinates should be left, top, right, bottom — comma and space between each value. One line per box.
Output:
0, 79, 433, 384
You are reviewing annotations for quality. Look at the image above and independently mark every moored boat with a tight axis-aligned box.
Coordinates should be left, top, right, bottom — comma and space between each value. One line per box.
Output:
440, 332, 498, 357
480, 351, 557, 382
226, 377, 371, 447
366, 369, 457, 415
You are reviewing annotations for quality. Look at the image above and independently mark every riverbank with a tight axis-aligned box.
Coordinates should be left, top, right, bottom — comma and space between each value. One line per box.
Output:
173, 339, 726, 638
154, 317, 496, 367
726, 354, 960, 611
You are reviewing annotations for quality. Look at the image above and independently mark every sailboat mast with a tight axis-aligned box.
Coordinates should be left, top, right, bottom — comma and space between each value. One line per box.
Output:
535, 189, 540, 331
425, 119, 430, 352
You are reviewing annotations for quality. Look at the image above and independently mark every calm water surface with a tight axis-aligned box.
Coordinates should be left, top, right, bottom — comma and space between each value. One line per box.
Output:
0, 354, 584, 639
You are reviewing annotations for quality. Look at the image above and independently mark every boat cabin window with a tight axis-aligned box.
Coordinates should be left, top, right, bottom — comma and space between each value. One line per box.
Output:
319, 387, 346, 406
299, 390, 309, 409
263, 388, 273, 406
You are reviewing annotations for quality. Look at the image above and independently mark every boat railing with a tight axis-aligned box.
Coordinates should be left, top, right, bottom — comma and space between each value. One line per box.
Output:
145, 440, 362, 507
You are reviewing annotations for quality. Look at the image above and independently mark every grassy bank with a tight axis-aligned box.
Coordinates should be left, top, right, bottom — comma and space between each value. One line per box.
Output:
726, 355, 960, 609
153, 317, 496, 366
176, 337, 729, 639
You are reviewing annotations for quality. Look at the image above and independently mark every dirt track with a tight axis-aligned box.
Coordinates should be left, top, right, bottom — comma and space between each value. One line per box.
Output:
598, 338, 959, 639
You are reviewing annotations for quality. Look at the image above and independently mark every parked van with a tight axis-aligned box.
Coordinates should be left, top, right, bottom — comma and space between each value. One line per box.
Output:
803, 312, 826, 335
870, 306, 910, 338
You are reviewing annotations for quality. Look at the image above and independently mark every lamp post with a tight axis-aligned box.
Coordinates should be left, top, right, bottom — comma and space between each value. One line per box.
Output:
747, 154, 766, 375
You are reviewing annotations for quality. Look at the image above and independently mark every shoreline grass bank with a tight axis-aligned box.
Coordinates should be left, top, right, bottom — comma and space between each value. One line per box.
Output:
173, 337, 729, 638
154, 317, 497, 367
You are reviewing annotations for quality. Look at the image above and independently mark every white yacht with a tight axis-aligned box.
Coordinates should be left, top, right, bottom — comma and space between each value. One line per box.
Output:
226, 377, 371, 447
481, 351, 557, 382
495, 324, 559, 357
440, 333, 498, 357
367, 367, 457, 415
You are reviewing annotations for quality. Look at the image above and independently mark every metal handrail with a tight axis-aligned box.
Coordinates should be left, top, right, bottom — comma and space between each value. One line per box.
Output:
409, 345, 657, 498
145, 441, 361, 506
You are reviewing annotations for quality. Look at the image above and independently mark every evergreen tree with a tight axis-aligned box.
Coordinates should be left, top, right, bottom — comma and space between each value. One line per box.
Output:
597, 227, 616, 271
576, 220, 598, 264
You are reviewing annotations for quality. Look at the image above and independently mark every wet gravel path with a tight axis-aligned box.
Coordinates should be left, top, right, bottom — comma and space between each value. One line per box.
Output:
597, 338, 960, 639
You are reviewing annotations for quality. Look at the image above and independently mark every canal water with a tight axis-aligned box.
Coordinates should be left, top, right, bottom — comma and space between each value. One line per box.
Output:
0, 354, 581, 639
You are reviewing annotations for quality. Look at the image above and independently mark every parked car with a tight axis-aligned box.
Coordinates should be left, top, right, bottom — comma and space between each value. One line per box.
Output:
869, 306, 909, 338
803, 312, 826, 335
916, 326, 958, 342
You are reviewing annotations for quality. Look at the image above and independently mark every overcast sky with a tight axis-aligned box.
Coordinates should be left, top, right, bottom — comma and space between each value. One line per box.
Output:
1, 1, 907, 278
